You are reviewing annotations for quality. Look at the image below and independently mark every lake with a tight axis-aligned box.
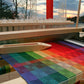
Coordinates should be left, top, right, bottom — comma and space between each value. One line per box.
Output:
67, 23, 84, 27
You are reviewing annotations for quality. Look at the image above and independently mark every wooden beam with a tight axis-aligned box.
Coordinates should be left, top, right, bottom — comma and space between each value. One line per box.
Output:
1, 77, 28, 84
0, 27, 83, 41
0, 21, 74, 27
76, 0, 81, 27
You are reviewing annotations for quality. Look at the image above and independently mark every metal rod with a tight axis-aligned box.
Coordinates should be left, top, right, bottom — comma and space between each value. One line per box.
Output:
76, 0, 81, 27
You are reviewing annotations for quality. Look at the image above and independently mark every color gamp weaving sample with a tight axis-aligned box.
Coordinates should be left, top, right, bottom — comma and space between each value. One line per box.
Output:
1, 41, 84, 84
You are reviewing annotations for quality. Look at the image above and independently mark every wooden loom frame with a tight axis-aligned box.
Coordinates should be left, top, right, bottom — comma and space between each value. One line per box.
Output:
0, 0, 84, 84
0, 0, 83, 41
0, 21, 74, 27
0, 27, 84, 41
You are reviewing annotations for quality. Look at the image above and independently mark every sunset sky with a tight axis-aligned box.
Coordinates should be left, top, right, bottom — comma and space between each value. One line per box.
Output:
37, 0, 84, 18
6, 0, 84, 18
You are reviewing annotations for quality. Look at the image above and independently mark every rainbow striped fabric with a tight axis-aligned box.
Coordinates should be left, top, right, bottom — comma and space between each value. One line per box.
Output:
1, 41, 84, 84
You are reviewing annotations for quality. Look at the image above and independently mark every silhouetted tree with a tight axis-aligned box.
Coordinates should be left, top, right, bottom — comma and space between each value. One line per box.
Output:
67, 16, 84, 23
79, 16, 84, 23
67, 16, 77, 23
0, 0, 14, 19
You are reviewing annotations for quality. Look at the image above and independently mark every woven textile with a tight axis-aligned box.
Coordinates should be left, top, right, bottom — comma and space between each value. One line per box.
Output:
1, 41, 84, 84
0, 64, 10, 75
0, 57, 15, 75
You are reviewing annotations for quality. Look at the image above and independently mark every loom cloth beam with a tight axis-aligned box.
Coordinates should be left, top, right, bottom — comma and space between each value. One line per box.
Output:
0, 27, 83, 41
0, 21, 74, 27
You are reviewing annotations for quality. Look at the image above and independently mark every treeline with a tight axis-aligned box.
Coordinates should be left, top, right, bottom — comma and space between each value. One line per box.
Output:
0, 0, 17, 19
67, 16, 84, 23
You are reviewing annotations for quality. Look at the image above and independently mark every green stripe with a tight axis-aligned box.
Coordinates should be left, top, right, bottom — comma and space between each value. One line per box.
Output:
49, 64, 76, 84
39, 76, 59, 84
41, 60, 55, 66
49, 72, 68, 83
26, 52, 43, 59
5, 65, 10, 73
0, 65, 10, 75
49, 64, 76, 78
0, 67, 3, 75
9, 53, 27, 63
2, 66, 6, 74
18, 52, 35, 61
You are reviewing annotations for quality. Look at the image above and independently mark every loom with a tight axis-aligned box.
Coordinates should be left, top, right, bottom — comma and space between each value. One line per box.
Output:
0, 0, 84, 84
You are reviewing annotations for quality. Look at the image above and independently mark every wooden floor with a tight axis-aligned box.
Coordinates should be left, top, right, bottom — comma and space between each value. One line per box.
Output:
0, 71, 27, 84
1, 77, 27, 84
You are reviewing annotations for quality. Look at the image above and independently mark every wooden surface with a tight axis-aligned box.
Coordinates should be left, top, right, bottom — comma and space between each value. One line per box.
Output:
0, 71, 20, 83
0, 21, 74, 27
0, 71, 27, 84
0, 27, 83, 41
1, 77, 27, 84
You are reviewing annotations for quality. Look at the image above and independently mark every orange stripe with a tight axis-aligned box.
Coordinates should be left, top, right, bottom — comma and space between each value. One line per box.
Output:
42, 50, 68, 61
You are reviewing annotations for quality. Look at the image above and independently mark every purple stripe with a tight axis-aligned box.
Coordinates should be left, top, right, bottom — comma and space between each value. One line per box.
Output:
58, 41, 81, 49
